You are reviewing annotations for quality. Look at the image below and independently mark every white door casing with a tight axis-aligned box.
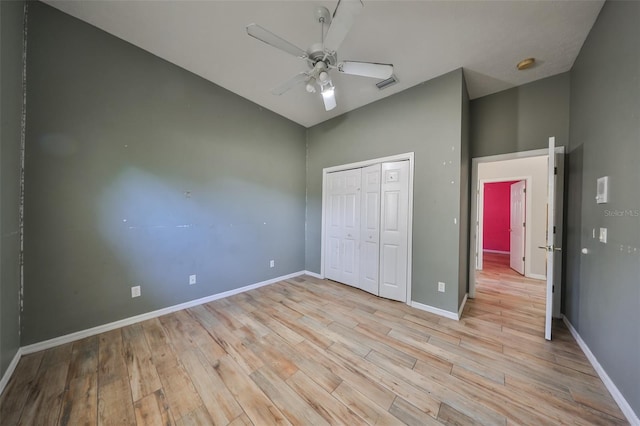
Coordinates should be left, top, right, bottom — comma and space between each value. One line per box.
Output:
324, 168, 361, 287
379, 161, 410, 302
469, 147, 565, 312
509, 180, 526, 275
359, 164, 381, 295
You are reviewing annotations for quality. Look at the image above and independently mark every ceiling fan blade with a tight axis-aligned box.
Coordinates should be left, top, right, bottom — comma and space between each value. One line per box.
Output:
324, 0, 363, 52
271, 72, 309, 95
321, 85, 337, 111
338, 61, 394, 79
246, 23, 307, 59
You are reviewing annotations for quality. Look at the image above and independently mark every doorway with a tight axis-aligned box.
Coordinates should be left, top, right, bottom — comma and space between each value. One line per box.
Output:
478, 178, 530, 276
469, 144, 565, 339
320, 153, 414, 304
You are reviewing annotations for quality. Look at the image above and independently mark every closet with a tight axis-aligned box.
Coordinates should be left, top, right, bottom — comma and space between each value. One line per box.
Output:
324, 160, 410, 302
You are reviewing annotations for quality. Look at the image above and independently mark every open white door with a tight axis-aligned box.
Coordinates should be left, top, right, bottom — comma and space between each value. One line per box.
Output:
544, 137, 563, 340
509, 181, 526, 275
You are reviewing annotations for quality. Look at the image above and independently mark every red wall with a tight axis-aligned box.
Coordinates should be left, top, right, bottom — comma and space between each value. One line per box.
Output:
483, 181, 519, 252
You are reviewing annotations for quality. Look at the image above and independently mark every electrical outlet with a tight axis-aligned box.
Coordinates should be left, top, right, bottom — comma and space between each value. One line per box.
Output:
270, 260, 275, 268
189, 274, 197, 285
438, 282, 446, 293
131, 286, 141, 298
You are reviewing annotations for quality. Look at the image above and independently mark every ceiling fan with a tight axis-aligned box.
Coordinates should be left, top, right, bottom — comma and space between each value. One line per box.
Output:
246, 0, 394, 111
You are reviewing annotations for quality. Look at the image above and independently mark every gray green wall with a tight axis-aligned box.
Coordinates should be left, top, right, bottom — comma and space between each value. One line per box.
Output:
306, 69, 469, 314
22, 2, 306, 344
566, 0, 640, 415
0, 0, 25, 377
470, 72, 570, 157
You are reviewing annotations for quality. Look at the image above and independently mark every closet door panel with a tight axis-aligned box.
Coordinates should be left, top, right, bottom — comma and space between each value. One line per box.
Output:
324, 168, 361, 287
379, 161, 409, 302
359, 164, 381, 294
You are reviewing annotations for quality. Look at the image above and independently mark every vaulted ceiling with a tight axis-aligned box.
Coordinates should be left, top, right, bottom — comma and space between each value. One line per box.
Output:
44, 0, 604, 127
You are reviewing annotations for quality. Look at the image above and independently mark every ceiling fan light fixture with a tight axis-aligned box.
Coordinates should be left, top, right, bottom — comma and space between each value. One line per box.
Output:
321, 83, 336, 111
321, 84, 334, 97
248, 0, 387, 113
306, 77, 317, 93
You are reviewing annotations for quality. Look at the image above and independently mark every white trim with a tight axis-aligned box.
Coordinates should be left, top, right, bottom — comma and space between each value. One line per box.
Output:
303, 270, 323, 279
21, 271, 304, 355
320, 152, 415, 305
482, 249, 510, 254
0, 348, 23, 396
411, 301, 459, 321
322, 153, 414, 174
474, 148, 550, 163
458, 293, 468, 319
527, 273, 547, 281
563, 316, 640, 425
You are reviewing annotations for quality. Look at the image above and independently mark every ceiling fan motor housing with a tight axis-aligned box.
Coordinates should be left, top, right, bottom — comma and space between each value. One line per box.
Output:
307, 43, 337, 68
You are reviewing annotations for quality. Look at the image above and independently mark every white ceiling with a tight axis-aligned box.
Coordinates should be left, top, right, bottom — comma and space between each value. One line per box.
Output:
44, 0, 604, 128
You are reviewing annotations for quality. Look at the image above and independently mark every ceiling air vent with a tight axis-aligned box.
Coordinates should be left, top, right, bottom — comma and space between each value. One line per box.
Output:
376, 74, 399, 90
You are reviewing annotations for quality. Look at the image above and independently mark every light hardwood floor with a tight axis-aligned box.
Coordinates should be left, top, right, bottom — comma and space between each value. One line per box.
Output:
0, 266, 628, 425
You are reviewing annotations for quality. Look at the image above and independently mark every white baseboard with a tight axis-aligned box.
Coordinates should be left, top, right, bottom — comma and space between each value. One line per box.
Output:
0, 348, 23, 396
527, 273, 546, 280
483, 249, 509, 254
410, 300, 459, 321
458, 293, 468, 319
21, 271, 305, 356
562, 316, 639, 425
303, 270, 323, 279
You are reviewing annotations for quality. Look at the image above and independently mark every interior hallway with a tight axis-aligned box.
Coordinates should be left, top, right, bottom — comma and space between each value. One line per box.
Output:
471, 252, 547, 339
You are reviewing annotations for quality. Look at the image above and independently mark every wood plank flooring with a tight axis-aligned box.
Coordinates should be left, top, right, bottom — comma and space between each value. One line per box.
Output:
0, 266, 628, 425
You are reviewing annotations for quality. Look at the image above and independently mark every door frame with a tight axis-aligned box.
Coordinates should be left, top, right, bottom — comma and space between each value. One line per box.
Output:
320, 152, 415, 305
476, 176, 532, 276
469, 147, 565, 301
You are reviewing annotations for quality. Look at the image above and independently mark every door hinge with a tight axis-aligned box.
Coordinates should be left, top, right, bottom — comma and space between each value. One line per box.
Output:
523, 222, 526, 228
522, 256, 525, 262
523, 188, 526, 194
554, 166, 558, 175
553, 226, 556, 234
552, 285, 555, 293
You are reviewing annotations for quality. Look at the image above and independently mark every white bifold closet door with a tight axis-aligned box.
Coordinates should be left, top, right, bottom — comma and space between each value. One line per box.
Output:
325, 168, 361, 287
325, 160, 409, 302
379, 161, 410, 302
359, 164, 381, 294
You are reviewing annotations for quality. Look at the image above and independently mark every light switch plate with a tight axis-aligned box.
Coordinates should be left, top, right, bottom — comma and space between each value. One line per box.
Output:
596, 176, 609, 204
599, 228, 607, 243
